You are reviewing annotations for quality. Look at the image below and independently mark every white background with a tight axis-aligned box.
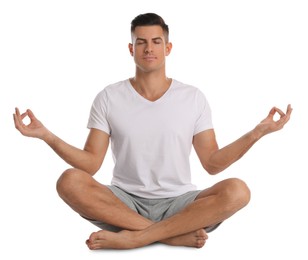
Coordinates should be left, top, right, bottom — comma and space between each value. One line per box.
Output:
1, 0, 307, 259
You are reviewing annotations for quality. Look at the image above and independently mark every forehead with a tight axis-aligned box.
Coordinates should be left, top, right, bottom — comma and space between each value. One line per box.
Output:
131, 25, 165, 40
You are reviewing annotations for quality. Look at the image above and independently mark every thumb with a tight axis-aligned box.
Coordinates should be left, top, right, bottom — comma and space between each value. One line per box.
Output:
267, 107, 276, 119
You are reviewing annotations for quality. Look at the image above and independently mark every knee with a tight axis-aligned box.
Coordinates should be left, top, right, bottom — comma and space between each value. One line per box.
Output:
56, 168, 85, 198
222, 178, 251, 209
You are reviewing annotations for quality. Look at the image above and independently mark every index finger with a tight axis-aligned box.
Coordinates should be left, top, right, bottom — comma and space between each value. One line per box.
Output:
276, 105, 292, 127
273, 107, 285, 117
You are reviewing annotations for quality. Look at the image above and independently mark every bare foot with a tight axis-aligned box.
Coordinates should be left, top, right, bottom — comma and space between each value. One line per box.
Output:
86, 229, 208, 250
162, 229, 208, 248
86, 229, 142, 250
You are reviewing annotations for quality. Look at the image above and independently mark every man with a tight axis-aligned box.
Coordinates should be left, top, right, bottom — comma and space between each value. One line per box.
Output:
13, 13, 292, 250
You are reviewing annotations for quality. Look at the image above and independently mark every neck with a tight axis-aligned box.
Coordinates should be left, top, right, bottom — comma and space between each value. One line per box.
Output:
130, 71, 171, 102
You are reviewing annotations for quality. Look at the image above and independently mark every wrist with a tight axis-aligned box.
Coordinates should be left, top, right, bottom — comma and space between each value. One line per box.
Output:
251, 126, 264, 141
41, 130, 56, 144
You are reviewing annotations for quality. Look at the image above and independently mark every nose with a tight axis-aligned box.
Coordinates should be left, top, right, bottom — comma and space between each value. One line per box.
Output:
144, 43, 153, 54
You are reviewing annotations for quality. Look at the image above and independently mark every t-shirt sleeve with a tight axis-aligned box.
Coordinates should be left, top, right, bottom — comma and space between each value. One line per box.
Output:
87, 89, 111, 135
193, 89, 213, 135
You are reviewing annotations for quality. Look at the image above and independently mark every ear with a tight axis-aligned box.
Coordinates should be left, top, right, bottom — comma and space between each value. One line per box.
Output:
165, 42, 172, 56
128, 43, 134, 56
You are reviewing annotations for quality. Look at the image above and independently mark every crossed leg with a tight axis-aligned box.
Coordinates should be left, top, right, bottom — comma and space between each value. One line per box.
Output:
56, 168, 250, 250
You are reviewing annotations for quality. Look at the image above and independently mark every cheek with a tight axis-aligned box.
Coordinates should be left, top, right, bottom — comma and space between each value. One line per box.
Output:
134, 47, 144, 55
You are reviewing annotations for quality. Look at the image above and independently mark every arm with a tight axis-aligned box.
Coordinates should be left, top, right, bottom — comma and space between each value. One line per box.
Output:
13, 107, 109, 175
193, 104, 292, 175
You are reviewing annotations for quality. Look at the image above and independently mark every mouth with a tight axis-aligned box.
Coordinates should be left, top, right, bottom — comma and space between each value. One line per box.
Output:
143, 56, 156, 61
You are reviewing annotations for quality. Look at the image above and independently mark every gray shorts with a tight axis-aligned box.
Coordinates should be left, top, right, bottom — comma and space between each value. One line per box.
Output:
85, 185, 221, 233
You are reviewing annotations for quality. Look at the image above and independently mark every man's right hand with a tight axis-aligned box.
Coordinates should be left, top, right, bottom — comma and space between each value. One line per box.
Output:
13, 107, 50, 140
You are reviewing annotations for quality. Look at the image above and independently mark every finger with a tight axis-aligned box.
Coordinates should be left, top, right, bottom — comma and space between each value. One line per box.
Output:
276, 104, 293, 124
20, 112, 28, 120
16, 111, 27, 125
15, 107, 21, 117
13, 113, 25, 132
268, 107, 276, 116
276, 114, 288, 125
267, 107, 277, 119
13, 113, 20, 128
13, 108, 28, 133
14, 107, 28, 122
286, 104, 293, 116
275, 110, 291, 128
273, 107, 286, 117
13, 108, 23, 127
27, 109, 37, 121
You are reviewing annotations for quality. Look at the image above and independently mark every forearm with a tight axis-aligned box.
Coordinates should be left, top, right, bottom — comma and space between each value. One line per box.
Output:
207, 128, 262, 174
43, 131, 98, 174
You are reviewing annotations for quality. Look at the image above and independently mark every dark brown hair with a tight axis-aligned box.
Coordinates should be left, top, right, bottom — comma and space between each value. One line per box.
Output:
131, 13, 169, 41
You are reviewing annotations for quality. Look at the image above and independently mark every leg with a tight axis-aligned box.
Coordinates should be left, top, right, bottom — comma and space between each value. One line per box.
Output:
86, 178, 251, 249
57, 168, 208, 248
56, 168, 152, 231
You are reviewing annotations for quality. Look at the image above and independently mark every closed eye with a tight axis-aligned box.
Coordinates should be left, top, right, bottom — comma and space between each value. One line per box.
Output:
136, 40, 146, 45
153, 39, 162, 44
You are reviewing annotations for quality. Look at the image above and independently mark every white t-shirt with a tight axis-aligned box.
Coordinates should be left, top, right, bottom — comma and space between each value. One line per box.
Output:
87, 79, 213, 198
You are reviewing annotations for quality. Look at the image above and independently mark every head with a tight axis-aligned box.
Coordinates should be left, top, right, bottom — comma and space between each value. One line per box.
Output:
129, 13, 172, 73
130, 13, 169, 42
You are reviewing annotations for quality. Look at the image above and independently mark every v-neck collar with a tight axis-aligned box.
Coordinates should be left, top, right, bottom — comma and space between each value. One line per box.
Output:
127, 78, 174, 104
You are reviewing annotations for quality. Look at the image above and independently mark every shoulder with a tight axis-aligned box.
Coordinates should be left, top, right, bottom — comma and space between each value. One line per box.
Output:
99, 79, 129, 95
94, 79, 130, 99
171, 79, 207, 99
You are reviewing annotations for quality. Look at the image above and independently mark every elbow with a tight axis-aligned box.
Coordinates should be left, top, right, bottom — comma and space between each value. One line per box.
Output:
87, 164, 101, 176
81, 160, 102, 176
201, 154, 230, 175
204, 166, 221, 175
87, 169, 98, 176
84, 155, 104, 176
202, 163, 224, 175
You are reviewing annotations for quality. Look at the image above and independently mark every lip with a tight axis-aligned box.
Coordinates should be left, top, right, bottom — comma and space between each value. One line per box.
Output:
143, 56, 156, 61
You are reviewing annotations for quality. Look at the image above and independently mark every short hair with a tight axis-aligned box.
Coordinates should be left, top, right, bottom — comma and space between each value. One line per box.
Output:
131, 13, 169, 41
